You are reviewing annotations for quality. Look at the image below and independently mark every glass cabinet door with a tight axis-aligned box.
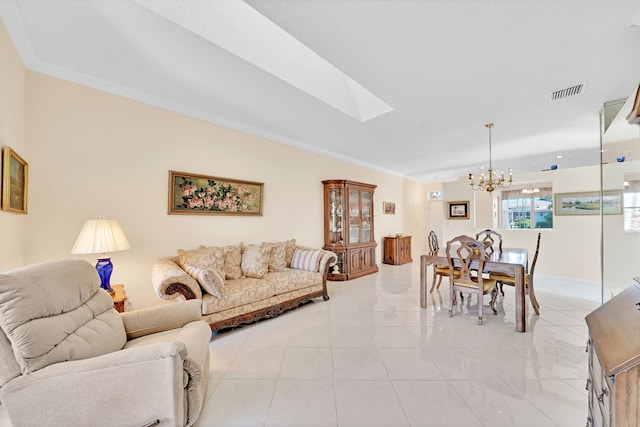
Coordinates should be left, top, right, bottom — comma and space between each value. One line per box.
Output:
328, 188, 344, 244
361, 191, 371, 242
349, 190, 360, 243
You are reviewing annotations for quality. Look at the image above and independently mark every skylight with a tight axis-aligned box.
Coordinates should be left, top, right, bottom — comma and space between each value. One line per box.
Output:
133, 0, 393, 122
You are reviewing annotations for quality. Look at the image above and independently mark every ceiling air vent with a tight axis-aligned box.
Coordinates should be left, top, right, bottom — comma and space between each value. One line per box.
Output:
550, 83, 586, 101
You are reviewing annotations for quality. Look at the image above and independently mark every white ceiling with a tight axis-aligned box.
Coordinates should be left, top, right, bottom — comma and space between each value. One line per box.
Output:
2, 0, 640, 182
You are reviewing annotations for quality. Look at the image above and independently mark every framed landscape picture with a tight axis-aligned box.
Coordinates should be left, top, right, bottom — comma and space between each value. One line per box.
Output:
168, 170, 263, 216
1, 146, 28, 214
447, 201, 469, 219
554, 190, 622, 215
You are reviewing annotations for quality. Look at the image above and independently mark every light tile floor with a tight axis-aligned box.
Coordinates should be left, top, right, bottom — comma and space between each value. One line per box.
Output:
194, 263, 600, 427
0, 263, 603, 426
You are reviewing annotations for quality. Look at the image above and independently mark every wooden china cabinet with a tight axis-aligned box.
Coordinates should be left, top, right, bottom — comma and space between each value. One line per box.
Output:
322, 180, 378, 281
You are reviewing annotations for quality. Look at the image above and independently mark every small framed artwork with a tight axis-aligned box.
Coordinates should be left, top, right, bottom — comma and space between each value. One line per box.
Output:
428, 191, 443, 200
447, 201, 469, 220
383, 201, 396, 215
554, 190, 622, 215
168, 170, 263, 216
1, 146, 28, 214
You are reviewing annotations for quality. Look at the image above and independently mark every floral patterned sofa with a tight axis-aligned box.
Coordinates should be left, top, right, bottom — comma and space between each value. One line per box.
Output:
152, 239, 337, 331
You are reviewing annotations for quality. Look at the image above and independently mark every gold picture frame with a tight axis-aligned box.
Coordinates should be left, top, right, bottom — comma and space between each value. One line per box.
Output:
383, 201, 396, 215
1, 146, 28, 214
168, 170, 263, 216
447, 201, 469, 219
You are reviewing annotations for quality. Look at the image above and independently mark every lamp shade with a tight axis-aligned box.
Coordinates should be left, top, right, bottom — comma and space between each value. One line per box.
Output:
71, 217, 130, 255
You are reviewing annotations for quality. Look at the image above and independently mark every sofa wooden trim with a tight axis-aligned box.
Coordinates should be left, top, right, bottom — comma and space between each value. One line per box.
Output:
166, 282, 198, 300
163, 263, 331, 331
208, 288, 329, 331
154, 248, 336, 331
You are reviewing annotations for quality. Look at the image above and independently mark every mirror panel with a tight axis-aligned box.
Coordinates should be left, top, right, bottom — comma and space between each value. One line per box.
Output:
601, 84, 640, 302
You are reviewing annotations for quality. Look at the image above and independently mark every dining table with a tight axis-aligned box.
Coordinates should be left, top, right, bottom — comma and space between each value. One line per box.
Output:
420, 247, 529, 332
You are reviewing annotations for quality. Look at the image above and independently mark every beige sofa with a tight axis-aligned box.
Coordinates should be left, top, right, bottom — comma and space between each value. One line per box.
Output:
152, 239, 337, 331
0, 259, 211, 427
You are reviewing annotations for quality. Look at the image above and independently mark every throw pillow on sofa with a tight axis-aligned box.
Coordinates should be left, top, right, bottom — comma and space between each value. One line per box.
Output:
224, 243, 244, 280
266, 239, 296, 267
177, 246, 226, 294
261, 242, 287, 272
291, 248, 322, 272
177, 246, 225, 272
282, 239, 296, 267
181, 263, 225, 298
241, 244, 271, 278
199, 245, 226, 272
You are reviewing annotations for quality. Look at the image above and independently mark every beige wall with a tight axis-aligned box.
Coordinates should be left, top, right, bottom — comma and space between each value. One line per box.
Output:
0, 24, 428, 310
441, 166, 604, 284
18, 69, 427, 309
4, 22, 626, 310
0, 21, 26, 271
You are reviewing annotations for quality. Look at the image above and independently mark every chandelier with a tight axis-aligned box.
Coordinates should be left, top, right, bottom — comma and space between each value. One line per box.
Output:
468, 123, 512, 193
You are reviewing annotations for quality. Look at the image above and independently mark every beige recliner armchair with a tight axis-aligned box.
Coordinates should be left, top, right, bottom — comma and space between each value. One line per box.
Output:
0, 259, 211, 427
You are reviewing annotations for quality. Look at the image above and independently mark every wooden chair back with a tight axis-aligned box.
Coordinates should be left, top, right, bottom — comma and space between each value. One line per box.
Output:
475, 229, 503, 254
428, 230, 452, 292
489, 232, 542, 315
529, 232, 541, 277
445, 235, 498, 324
428, 230, 439, 254
446, 235, 488, 289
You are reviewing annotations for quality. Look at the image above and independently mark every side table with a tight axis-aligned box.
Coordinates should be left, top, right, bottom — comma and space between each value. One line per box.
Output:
111, 284, 127, 313
383, 235, 412, 265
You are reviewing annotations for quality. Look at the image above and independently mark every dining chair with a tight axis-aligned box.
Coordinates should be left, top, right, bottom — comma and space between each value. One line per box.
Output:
427, 230, 453, 292
475, 229, 503, 255
445, 235, 498, 325
490, 232, 541, 315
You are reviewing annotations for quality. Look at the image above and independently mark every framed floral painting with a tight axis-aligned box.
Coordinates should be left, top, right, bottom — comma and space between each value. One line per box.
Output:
1, 146, 28, 214
168, 170, 263, 216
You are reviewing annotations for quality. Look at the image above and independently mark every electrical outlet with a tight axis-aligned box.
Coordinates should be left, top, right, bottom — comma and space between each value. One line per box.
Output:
125, 299, 133, 311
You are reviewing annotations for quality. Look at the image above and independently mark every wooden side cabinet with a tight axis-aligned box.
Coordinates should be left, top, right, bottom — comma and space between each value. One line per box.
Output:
585, 282, 640, 426
322, 179, 378, 280
383, 236, 412, 265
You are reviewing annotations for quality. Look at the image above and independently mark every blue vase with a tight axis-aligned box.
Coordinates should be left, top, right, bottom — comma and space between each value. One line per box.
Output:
95, 257, 113, 293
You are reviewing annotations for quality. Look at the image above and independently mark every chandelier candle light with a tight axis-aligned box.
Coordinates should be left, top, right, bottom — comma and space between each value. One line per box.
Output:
468, 123, 512, 193
71, 216, 130, 294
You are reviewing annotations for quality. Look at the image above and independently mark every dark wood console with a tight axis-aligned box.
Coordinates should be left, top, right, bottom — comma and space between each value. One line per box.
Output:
383, 235, 412, 265
585, 283, 640, 426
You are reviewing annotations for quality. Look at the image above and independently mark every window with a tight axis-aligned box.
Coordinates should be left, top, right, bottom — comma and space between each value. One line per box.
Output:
500, 185, 553, 229
624, 180, 640, 232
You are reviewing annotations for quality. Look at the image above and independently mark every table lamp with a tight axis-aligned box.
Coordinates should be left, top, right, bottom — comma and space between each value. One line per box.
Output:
71, 216, 130, 294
